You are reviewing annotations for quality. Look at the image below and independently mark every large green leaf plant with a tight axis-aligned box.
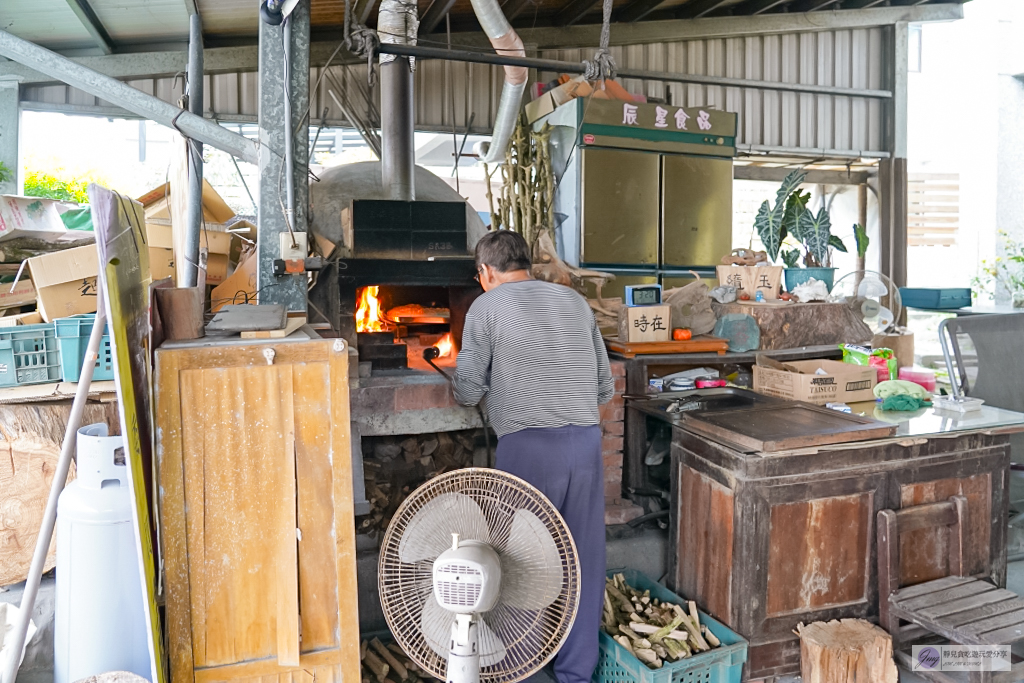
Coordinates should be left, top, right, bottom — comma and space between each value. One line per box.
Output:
754, 170, 851, 268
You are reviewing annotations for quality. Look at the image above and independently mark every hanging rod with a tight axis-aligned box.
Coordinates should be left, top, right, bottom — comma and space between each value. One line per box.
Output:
375, 43, 893, 99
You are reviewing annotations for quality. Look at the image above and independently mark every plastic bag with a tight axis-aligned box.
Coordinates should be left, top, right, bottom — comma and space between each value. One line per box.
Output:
840, 344, 896, 383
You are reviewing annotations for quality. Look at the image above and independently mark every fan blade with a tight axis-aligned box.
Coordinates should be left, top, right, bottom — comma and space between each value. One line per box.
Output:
877, 306, 894, 329
420, 597, 508, 667
399, 492, 491, 563
421, 594, 456, 660
477, 615, 508, 667
497, 509, 564, 611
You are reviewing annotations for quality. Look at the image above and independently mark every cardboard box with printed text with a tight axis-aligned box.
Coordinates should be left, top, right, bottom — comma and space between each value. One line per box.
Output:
753, 358, 876, 405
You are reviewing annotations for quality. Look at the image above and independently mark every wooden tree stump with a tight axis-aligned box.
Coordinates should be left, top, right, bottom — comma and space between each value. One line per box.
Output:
797, 619, 898, 683
712, 301, 873, 349
0, 401, 119, 587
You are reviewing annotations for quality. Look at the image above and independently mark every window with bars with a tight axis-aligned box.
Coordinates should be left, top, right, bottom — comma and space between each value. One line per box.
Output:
908, 173, 959, 247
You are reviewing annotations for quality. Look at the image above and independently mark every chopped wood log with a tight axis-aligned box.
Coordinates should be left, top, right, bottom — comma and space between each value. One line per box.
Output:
362, 650, 389, 683
797, 619, 898, 683
371, 638, 409, 680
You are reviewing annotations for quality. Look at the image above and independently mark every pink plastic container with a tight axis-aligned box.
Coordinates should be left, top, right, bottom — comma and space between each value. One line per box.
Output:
898, 366, 937, 393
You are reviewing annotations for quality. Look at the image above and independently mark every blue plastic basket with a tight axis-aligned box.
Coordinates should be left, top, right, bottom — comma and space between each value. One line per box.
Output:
595, 570, 747, 683
54, 313, 115, 382
0, 322, 62, 387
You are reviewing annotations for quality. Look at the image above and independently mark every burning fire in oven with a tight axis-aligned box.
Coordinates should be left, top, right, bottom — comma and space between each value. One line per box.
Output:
356, 286, 389, 333
433, 333, 454, 358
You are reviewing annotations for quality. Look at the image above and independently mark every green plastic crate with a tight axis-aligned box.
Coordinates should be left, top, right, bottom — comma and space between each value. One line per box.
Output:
54, 313, 115, 382
0, 323, 62, 387
595, 570, 747, 683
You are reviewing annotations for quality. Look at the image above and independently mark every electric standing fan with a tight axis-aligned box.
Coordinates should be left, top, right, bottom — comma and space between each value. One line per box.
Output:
828, 270, 903, 334
379, 469, 581, 683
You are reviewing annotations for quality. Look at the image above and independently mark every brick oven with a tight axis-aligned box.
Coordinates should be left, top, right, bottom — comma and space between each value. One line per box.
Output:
309, 198, 639, 528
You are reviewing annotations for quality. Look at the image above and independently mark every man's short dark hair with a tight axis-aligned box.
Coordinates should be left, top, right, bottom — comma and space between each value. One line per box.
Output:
475, 230, 532, 273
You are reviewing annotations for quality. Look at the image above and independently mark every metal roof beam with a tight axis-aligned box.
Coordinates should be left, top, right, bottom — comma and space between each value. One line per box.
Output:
842, 0, 889, 7
732, 0, 789, 14
616, 0, 667, 24
419, 0, 460, 34
500, 0, 534, 22
0, 29, 259, 163
0, 2, 965, 85
64, 0, 115, 55
512, 2, 963, 46
734, 164, 872, 185
788, 0, 843, 12
675, 0, 732, 19
554, 0, 603, 26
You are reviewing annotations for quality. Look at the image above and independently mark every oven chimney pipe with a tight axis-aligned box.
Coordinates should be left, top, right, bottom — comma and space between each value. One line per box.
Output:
378, 0, 418, 201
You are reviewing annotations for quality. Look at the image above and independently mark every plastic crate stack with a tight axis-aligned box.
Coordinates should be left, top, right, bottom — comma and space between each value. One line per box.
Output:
0, 314, 113, 388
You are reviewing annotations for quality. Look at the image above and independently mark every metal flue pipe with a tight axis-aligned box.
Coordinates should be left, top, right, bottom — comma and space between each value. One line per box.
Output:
0, 29, 260, 163
378, 0, 418, 200
183, 13, 204, 288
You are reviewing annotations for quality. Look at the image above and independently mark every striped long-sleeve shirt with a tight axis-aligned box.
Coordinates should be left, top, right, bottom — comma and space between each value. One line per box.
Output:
452, 279, 614, 438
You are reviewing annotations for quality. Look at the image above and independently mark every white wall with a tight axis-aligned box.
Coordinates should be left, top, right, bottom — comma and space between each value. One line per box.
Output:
906, 0, 1024, 293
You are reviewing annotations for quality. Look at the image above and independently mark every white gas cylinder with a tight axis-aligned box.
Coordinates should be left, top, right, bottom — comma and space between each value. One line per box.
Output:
54, 424, 151, 683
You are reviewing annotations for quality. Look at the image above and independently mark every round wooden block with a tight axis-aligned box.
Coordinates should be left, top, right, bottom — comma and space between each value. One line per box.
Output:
797, 619, 898, 683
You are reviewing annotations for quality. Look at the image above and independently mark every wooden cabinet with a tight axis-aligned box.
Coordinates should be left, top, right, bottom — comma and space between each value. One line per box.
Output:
156, 338, 358, 683
669, 428, 1010, 680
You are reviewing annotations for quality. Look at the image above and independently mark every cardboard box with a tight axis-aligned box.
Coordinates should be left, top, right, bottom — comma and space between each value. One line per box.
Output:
0, 196, 69, 243
0, 311, 43, 327
137, 179, 236, 224
210, 250, 257, 313
0, 279, 37, 309
617, 304, 671, 343
146, 221, 231, 284
872, 329, 914, 370
150, 247, 176, 282
716, 265, 783, 300
753, 358, 876, 405
26, 244, 99, 322
525, 78, 594, 123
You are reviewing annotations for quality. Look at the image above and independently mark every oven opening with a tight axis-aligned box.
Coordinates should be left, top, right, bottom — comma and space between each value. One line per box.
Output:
355, 285, 457, 373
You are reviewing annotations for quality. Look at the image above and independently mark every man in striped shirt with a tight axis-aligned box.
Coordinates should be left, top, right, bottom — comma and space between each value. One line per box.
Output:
453, 230, 613, 683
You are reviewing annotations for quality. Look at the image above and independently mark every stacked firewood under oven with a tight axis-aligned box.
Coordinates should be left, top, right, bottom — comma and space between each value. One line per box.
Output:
359, 429, 488, 539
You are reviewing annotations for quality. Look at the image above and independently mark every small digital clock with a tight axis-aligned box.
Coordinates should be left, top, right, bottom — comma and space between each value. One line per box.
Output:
624, 284, 663, 307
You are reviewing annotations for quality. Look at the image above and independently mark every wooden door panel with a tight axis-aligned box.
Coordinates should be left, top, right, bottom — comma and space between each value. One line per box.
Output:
182, 365, 298, 669
766, 492, 871, 616
899, 474, 991, 585
158, 339, 357, 683
293, 363, 341, 653
676, 464, 733, 621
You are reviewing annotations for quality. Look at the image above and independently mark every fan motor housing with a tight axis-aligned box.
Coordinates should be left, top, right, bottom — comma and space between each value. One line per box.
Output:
432, 541, 501, 614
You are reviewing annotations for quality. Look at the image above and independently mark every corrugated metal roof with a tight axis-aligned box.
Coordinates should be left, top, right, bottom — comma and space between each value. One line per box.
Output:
20, 23, 890, 157
542, 28, 887, 154
0, 0, 97, 51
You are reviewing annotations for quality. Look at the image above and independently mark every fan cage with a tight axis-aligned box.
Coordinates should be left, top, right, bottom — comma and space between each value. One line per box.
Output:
379, 468, 581, 683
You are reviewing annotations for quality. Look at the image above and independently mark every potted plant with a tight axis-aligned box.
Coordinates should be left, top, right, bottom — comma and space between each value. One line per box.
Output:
754, 170, 848, 292
974, 231, 1024, 307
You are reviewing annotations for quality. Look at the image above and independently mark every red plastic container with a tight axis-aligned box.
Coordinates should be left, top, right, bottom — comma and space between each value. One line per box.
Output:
898, 366, 937, 393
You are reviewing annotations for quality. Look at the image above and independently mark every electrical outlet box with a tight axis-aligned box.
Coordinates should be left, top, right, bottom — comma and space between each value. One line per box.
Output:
279, 232, 308, 261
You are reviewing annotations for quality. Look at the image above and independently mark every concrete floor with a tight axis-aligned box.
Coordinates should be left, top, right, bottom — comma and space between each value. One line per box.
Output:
7, 537, 1024, 683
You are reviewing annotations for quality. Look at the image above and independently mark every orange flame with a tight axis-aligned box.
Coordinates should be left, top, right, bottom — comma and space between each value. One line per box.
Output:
433, 333, 454, 358
356, 286, 388, 332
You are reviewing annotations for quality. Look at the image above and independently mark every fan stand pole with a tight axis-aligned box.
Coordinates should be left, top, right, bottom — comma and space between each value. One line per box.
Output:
446, 614, 481, 683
